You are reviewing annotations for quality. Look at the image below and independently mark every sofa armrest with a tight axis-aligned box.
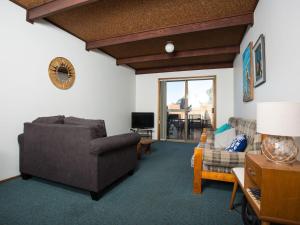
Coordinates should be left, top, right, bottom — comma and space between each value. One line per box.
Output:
90, 133, 141, 155
203, 149, 245, 168
193, 147, 204, 193
18, 133, 24, 146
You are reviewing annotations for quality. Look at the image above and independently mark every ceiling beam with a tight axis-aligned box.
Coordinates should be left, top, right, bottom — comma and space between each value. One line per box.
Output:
135, 62, 233, 75
27, 0, 97, 23
117, 46, 239, 65
86, 13, 253, 50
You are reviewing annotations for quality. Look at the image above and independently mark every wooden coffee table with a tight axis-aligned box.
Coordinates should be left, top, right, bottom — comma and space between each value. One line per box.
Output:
137, 138, 153, 160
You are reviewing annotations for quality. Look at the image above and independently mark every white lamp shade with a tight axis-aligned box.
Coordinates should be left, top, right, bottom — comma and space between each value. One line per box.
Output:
257, 102, 300, 137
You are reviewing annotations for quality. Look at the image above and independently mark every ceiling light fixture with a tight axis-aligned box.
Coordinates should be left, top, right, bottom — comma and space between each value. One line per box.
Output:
165, 41, 175, 54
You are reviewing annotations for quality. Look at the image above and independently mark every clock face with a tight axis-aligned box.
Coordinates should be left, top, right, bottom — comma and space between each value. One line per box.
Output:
48, 57, 75, 90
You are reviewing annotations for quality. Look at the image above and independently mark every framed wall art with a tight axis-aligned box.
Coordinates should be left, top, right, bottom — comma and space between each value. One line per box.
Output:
242, 42, 254, 102
48, 57, 75, 90
253, 34, 266, 87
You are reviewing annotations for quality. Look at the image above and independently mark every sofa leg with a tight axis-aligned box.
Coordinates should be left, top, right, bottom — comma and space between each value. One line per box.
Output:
21, 173, 32, 180
128, 169, 135, 176
90, 191, 102, 201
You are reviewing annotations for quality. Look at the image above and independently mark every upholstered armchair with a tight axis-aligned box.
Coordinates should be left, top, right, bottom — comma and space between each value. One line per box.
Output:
192, 117, 262, 196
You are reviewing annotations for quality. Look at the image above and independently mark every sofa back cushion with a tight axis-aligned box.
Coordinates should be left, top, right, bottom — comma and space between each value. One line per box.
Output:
33, 115, 65, 124
64, 117, 107, 138
228, 117, 257, 146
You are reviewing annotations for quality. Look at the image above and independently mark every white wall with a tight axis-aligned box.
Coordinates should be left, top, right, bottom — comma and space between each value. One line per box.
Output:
136, 69, 234, 139
0, 1, 135, 180
234, 0, 300, 118
233, 0, 300, 157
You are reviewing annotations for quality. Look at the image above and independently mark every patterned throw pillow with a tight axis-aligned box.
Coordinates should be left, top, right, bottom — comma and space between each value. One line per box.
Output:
225, 134, 248, 152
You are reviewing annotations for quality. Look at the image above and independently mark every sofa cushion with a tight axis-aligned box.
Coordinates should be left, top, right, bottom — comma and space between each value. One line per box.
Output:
64, 117, 107, 138
32, 115, 65, 124
225, 134, 248, 152
214, 128, 236, 148
203, 149, 245, 168
90, 133, 141, 155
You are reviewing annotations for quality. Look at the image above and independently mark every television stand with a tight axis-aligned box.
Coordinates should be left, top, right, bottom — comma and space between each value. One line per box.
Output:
130, 128, 153, 139
131, 128, 154, 159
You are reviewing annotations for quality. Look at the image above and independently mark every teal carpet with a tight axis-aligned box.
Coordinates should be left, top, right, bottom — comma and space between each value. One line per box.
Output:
0, 141, 243, 225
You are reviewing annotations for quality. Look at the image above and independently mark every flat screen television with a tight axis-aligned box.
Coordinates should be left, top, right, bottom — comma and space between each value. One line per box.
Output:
131, 112, 154, 129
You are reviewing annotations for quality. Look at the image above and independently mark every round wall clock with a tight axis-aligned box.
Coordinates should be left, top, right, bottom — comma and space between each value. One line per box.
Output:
48, 57, 75, 90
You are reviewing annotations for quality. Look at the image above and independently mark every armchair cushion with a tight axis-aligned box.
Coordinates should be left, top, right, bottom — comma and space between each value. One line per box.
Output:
203, 148, 245, 168
64, 117, 107, 138
90, 133, 140, 155
203, 164, 232, 173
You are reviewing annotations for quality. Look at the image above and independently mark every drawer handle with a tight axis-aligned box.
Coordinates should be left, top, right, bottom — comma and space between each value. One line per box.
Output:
248, 167, 256, 176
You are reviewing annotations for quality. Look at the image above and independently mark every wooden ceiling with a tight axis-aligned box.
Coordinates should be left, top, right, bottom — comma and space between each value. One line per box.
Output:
11, 0, 258, 74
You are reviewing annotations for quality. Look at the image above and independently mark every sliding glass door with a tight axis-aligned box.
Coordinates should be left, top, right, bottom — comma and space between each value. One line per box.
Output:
159, 77, 215, 142
166, 81, 187, 140
186, 79, 214, 141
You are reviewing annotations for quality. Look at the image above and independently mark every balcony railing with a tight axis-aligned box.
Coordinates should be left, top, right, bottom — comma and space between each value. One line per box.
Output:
167, 117, 211, 141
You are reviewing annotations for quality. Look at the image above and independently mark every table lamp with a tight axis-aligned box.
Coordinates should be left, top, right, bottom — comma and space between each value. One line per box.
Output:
257, 102, 300, 164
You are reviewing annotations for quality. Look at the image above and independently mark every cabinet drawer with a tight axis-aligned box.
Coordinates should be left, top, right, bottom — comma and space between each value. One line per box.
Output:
246, 155, 262, 186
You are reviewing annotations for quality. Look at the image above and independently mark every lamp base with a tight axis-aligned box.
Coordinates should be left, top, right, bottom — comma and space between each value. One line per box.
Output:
262, 135, 299, 164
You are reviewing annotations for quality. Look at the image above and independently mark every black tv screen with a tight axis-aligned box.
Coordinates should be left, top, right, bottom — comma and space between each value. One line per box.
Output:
131, 112, 154, 129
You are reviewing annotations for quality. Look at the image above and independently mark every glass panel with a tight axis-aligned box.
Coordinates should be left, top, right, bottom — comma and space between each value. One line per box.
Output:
164, 79, 215, 142
187, 80, 214, 141
167, 112, 186, 140
166, 81, 186, 140
166, 81, 186, 111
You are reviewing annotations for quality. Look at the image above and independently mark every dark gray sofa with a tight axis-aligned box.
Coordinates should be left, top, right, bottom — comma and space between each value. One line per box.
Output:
18, 116, 140, 200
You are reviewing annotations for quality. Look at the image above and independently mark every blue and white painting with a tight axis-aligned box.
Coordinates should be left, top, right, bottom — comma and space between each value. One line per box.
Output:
242, 42, 254, 102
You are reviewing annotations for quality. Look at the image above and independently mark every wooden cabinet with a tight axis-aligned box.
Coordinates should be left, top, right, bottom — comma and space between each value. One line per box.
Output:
244, 154, 300, 225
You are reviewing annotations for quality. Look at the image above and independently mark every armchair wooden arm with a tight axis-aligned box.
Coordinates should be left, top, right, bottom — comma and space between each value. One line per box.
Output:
193, 129, 207, 193
193, 147, 203, 193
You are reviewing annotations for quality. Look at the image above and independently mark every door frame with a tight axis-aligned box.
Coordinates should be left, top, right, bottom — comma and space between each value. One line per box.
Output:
157, 75, 217, 141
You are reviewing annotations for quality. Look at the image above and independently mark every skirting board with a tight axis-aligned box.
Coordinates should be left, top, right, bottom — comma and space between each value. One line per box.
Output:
0, 175, 20, 184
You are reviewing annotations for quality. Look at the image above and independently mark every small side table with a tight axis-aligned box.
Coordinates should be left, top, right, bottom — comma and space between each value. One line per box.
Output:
230, 167, 244, 209
137, 138, 153, 160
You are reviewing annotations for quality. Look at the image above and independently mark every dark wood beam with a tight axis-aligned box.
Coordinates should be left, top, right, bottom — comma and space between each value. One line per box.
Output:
117, 46, 239, 65
87, 13, 253, 49
27, 0, 97, 23
135, 62, 233, 75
